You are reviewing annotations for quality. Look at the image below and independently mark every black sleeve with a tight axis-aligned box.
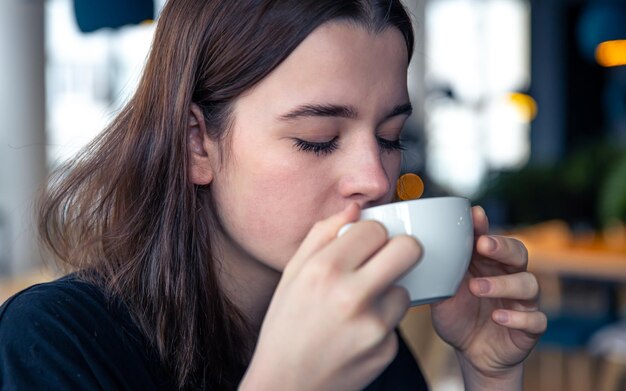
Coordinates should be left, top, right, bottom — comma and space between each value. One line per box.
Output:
0, 280, 164, 390
363, 330, 430, 391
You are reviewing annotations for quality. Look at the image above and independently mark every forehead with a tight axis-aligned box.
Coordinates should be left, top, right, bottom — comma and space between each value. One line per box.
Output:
235, 22, 410, 120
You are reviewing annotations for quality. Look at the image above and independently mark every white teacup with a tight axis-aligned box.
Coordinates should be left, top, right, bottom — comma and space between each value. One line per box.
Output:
341, 196, 474, 306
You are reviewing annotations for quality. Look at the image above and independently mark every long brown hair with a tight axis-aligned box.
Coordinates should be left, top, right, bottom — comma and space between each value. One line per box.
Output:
38, 0, 414, 389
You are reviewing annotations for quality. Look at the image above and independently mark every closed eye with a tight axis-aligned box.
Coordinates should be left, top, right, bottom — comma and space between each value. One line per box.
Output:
377, 137, 405, 152
292, 137, 339, 156
292, 136, 405, 156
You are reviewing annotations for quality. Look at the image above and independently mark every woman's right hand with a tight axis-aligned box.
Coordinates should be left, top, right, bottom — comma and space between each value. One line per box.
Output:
239, 203, 422, 391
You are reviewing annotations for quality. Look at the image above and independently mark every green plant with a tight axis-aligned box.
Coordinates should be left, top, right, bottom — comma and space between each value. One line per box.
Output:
599, 151, 626, 226
475, 141, 625, 229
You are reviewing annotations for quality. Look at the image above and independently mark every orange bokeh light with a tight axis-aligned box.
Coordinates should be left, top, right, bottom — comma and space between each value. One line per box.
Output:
596, 40, 626, 67
397, 173, 425, 201
507, 92, 538, 122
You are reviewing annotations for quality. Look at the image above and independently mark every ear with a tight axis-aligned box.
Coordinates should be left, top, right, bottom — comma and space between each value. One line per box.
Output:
188, 103, 215, 185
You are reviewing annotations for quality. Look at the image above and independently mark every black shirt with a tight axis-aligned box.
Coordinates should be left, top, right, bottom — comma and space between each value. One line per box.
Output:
0, 275, 428, 390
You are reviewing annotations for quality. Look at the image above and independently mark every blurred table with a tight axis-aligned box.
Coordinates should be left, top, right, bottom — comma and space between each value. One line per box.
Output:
527, 246, 626, 282
509, 220, 626, 282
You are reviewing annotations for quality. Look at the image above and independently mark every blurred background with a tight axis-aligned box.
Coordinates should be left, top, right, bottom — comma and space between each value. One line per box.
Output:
0, 0, 625, 390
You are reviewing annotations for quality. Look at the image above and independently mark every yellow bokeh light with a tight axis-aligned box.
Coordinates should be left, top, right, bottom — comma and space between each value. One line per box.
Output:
397, 173, 424, 201
596, 40, 626, 67
507, 92, 538, 122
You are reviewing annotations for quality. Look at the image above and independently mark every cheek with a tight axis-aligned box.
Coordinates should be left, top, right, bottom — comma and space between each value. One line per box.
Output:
383, 153, 402, 196
213, 152, 332, 269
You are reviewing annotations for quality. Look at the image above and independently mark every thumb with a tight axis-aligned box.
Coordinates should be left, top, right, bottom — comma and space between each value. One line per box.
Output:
284, 203, 361, 277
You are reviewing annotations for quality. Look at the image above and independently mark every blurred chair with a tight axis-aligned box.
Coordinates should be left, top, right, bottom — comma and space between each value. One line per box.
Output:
536, 277, 619, 391
589, 321, 626, 391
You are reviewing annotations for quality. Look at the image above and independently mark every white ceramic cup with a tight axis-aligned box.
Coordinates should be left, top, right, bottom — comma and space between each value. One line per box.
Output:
340, 196, 474, 306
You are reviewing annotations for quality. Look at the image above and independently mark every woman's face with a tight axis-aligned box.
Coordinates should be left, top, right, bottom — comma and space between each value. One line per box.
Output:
210, 22, 411, 271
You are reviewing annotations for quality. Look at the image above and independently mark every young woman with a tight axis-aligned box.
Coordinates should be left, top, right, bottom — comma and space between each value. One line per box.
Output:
0, 0, 546, 390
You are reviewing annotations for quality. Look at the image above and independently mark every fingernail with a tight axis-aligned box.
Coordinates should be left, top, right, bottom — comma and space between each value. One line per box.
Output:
494, 311, 509, 324
337, 223, 353, 237
476, 278, 491, 294
485, 236, 497, 251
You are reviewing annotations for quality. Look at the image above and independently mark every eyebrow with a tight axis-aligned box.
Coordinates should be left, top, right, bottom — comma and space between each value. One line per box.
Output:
384, 102, 413, 121
278, 104, 358, 121
277, 102, 413, 122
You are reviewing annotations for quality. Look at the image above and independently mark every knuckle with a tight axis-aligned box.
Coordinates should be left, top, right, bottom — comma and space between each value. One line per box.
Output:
363, 316, 391, 344
361, 220, 389, 242
393, 235, 422, 258
396, 286, 411, 306
518, 313, 531, 329
390, 285, 411, 308
528, 313, 543, 332
517, 311, 548, 333
379, 333, 399, 365
334, 285, 361, 315
365, 333, 398, 376
304, 257, 340, 283
537, 312, 548, 332
525, 272, 540, 298
512, 238, 529, 263
489, 276, 504, 293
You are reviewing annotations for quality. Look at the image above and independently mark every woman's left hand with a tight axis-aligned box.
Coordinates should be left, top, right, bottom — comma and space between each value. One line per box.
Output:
430, 206, 547, 388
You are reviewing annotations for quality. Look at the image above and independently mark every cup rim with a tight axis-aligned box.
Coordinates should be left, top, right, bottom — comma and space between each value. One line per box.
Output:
362, 196, 470, 214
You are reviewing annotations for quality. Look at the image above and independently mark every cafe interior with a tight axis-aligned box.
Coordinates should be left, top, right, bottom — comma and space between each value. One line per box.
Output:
0, 0, 625, 390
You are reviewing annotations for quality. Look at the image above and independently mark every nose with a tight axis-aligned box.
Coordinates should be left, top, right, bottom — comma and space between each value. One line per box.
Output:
337, 138, 395, 204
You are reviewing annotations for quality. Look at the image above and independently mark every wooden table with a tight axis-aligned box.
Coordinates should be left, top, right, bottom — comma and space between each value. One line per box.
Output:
526, 246, 626, 282
508, 220, 626, 282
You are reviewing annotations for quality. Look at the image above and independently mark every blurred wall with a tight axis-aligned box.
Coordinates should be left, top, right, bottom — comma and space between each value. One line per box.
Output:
0, 0, 47, 276
529, 0, 567, 165
403, 0, 427, 175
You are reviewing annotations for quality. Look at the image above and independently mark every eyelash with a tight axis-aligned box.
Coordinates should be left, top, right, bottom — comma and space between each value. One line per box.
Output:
293, 136, 406, 156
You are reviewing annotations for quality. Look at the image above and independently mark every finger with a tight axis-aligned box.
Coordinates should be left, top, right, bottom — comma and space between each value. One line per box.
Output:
472, 205, 489, 237
356, 235, 422, 296
476, 235, 528, 270
287, 203, 360, 275
376, 286, 411, 330
469, 272, 539, 301
320, 220, 389, 271
492, 309, 548, 335
356, 287, 407, 354
360, 330, 399, 375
